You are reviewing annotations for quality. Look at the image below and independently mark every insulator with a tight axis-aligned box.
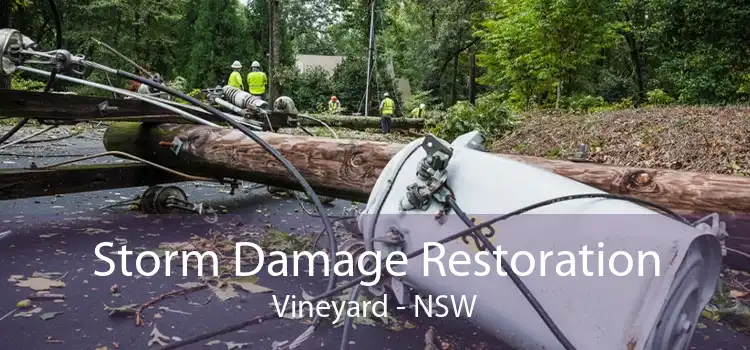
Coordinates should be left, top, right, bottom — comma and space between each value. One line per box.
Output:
222, 86, 268, 110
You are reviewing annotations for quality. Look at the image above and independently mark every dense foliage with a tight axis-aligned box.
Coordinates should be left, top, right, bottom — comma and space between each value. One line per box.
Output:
3, 0, 750, 137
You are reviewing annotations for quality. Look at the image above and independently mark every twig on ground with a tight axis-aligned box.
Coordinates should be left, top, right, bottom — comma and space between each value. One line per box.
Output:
135, 284, 207, 326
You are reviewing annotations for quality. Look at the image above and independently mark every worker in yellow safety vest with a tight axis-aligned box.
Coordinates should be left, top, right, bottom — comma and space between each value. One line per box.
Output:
246, 61, 268, 99
328, 96, 341, 113
227, 61, 243, 89
410, 103, 426, 118
379, 92, 394, 133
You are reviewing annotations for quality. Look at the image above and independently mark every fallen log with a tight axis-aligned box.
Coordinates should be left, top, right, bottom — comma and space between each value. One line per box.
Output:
302, 114, 425, 130
104, 122, 750, 269
103, 122, 750, 214
0, 163, 185, 200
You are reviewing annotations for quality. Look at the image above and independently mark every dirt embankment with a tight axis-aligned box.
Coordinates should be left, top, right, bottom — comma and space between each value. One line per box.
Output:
491, 106, 750, 175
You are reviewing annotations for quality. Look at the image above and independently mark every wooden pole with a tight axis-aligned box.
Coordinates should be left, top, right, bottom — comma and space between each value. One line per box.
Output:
301, 115, 425, 130
103, 123, 750, 270
103, 122, 750, 215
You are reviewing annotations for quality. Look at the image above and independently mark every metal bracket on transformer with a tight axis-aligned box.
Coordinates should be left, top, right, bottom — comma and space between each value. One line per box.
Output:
691, 213, 729, 256
399, 134, 454, 215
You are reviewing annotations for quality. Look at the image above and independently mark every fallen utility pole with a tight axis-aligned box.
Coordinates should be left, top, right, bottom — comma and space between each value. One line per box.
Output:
0, 163, 185, 200
303, 114, 425, 130
104, 122, 750, 215
104, 122, 750, 269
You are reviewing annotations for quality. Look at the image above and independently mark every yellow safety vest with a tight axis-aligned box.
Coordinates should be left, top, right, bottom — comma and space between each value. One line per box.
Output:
227, 71, 243, 89
246, 71, 267, 95
381, 98, 394, 116
410, 107, 424, 118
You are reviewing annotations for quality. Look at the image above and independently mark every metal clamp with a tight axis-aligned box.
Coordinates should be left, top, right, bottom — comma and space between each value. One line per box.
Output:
399, 134, 454, 212
691, 213, 729, 256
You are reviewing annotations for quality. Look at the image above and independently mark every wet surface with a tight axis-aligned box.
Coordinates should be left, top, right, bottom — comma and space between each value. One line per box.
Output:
0, 125, 749, 350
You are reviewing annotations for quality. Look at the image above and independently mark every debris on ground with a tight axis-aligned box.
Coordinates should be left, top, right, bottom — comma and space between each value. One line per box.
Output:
703, 269, 750, 335
491, 107, 750, 175
147, 325, 171, 347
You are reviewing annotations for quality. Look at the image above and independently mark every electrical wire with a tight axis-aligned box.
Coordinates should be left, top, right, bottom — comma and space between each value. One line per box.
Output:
162, 192, 690, 350
0, 125, 57, 150
0, 151, 89, 157
728, 247, 750, 259
34, 151, 218, 182
16, 66, 221, 128
337, 144, 421, 350
14, 128, 82, 144
297, 115, 339, 139
111, 70, 340, 333
447, 195, 574, 349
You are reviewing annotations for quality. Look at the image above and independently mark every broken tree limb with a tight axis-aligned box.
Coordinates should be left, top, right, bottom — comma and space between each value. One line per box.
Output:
103, 122, 750, 215
301, 114, 426, 130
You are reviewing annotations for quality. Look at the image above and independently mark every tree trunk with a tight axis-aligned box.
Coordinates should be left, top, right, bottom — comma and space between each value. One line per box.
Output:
269, 0, 281, 102
103, 122, 750, 215
450, 54, 458, 105
0, 0, 11, 90
468, 48, 476, 105
621, 13, 645, 107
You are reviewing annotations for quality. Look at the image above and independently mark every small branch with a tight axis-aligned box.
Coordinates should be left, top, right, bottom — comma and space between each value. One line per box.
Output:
160, 312, 279, 349
135, 284, 207, 326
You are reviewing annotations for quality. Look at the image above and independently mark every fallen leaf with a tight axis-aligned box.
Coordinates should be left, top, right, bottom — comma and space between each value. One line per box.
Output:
15, 277, 65, 291
176, 282, 204, 289
730, 290, 748, 298
94, 346, 109, 350
230, 276, 273, 294
40, 311, 63, 320
80, 228, 112, 236
696, 322, 707, 329
159, 241, 195, 250
14, 307, 42, 318
39, 233, 59, 239
110, 284, 119, 294
225, 342, 249, 349
205, 340, 221, 346
148, 325, 170, 347
31, 271, 64, 279
210, 283, 238, 302
16, 299, 32, 308
7, 274, 23, 282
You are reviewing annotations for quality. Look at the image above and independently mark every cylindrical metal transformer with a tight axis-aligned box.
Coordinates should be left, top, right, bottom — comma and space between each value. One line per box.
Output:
222, 85, 268, 110
358, 132, 723, 350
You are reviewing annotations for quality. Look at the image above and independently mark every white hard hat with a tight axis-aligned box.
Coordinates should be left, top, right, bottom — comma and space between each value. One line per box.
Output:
383, 92, 389, 97
251, 61, 261, 68
231, 61, 242, 69
420, 103, 425, 109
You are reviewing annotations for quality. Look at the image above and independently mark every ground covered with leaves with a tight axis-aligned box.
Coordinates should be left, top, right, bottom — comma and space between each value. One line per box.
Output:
491, 106, 750, 175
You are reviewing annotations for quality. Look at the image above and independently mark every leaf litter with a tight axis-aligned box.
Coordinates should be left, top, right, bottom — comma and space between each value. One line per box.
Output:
39, 311, 63, 320
491, 106, 750, 175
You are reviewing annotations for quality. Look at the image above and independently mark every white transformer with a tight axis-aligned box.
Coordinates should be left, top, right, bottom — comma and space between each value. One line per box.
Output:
358, 132, 724, 350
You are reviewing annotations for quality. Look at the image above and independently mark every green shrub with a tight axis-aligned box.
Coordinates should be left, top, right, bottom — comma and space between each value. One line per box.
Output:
10, 73, 46, 91
646, 89, 675, 106
429, 92, 516, 141
568, 94, 606, 113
